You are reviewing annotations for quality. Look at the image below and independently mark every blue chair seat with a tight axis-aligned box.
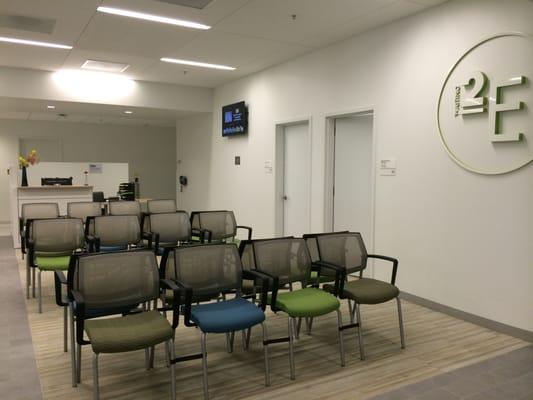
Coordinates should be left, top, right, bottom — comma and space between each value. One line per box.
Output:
99, 245, 128, 252
191, 297, 265, 333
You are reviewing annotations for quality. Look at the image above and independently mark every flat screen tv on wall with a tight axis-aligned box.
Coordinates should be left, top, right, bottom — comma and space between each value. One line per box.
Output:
222, 101, 248, 137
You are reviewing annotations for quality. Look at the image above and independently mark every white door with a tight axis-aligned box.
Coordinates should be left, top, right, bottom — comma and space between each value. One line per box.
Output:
333, 114, 374, 245
282, 122, 310, 237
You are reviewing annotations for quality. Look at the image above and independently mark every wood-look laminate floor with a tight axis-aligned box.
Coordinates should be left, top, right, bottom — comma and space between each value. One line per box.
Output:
17, 255, 527, 400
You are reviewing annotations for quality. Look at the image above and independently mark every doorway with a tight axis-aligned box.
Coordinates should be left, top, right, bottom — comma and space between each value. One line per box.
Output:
275, 119, 311, 237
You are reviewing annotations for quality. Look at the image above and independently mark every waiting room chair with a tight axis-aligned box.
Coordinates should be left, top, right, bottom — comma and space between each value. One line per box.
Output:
19, 202, 60, 260
108, 200, 142, 220
142, 199, 178, 232
249, 237, 346, 379
67, 201, 102, 228
145, 211, 195, 255
86, 215, 152, 252
161, 244, 270, 399
190, 210, 252, 244
68, 250, 179, 399
305, 232, 405, 360
26, 217, 85, 313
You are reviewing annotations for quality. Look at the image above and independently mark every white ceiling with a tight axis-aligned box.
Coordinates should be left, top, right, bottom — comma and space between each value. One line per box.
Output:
0, 0, 450, 88
0, 97, 184, 127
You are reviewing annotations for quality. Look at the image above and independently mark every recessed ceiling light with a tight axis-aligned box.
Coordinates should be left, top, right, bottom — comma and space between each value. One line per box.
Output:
47, 105, 56, 109
124, 110, 133, 114
97, 6, 210, 30
160, 57, 235, 71
81, 59, 130, 73
0, 36, 72, 49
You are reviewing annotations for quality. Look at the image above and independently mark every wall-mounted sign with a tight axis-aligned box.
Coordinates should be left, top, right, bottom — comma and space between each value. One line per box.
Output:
88, 163, 103, 174
437, 33, 533, 175
379, 158, 397, 176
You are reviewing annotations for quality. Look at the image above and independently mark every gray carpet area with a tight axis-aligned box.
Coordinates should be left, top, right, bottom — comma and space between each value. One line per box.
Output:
372, 345, 533, 399
0, 236, 42, 400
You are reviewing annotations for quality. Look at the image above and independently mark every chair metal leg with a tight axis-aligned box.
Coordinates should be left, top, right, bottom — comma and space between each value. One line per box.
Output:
308, 317, 314, 334
167, 340, 176, 400
396, 297, 406, 349
77, 343, 82, 383
70, 304, 77, 387
261, 322, 270, 386
26, 265, 30, 299
149, 345, 155, 369
241, 330, 247, 351
296, 317, 302, 339
288, 317, 295, 380
355, 304, 365, 360
336, 309, 346, 367
38, 270, 42, 313
92, 353, 99, 400
246, 327, 252, 350
201, 332, 209, 400
351, 300, 357, 322
348, 300, 354, 324
63, 306, 68, 353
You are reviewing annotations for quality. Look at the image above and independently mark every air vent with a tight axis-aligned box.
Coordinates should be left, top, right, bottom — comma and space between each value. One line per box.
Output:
81, 60, 130, 73
155, 0, 214, 9
0, 14, 56, 34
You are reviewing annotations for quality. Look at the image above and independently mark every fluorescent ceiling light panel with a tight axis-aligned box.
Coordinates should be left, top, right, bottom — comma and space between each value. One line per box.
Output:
47, 105, 56, 109
97, 6, 210, 30
0, 36, 72, 49
160, 57, 235, 70
124, 110, 133, 114
82, 59, 130, 73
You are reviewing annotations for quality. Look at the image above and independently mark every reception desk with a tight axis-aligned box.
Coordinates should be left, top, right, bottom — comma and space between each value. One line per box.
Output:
14, 186, 93, 247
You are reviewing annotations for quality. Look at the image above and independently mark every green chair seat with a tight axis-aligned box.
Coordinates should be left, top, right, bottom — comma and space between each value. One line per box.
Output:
309, 270, 336, 284
270, 287, 340, 317
85, 310, 173, 354
325, 278, 399, 305
35, 255, 71, 271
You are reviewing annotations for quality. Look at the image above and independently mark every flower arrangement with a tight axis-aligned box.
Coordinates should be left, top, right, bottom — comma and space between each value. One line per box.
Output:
19, 149, 39, 168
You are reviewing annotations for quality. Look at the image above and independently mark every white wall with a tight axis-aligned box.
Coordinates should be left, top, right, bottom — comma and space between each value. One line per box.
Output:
0, 119, 176, 200
178, 0, 533, 332
0, 134, 18, 236
176, 113, 213, 212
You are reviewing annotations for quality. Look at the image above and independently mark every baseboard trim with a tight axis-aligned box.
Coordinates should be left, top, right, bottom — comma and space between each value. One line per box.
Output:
400, 291, 533, 343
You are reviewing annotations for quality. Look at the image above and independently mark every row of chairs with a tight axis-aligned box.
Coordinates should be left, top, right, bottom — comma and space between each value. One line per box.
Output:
51, 233, 404, 400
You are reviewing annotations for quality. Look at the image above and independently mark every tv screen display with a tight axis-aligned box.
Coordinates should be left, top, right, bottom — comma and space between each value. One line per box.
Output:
222, 101, 248, 137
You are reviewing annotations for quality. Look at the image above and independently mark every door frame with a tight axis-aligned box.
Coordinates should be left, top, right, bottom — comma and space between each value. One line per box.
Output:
323, 106, 377, 252
274, 116, 313, 237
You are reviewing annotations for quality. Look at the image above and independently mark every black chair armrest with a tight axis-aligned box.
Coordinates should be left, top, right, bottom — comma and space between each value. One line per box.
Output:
85, 235, 100, 252
160, 279, 180, 329
312, 261, 346, 295
367, 254, 399, 285
141, 231, 154, 249
172, 279, 194, 327
54, 271, 68, 307
242, 270, 269, 311
254, 269, 280, 312
236, 225, 253, 240
26, 239, 35, 267
71, 289, 85, 318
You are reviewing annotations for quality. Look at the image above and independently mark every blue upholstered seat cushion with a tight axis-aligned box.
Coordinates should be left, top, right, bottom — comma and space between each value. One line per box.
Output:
99, 245, 128, 252
190, 297, 265, 333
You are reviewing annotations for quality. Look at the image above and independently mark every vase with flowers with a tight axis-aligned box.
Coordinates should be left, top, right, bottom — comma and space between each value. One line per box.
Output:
18, 149, 39, 187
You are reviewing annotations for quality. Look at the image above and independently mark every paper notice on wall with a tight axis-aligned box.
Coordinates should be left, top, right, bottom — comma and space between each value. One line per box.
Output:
89, 163, 103, 174
264, 160, 273, 174
379, 158, 396, 176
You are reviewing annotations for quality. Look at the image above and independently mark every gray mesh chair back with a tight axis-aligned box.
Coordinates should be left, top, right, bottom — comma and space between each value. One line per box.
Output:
22, 202, 60, 223
32, 218, 85, 255
150, 212, 191, 244
316, 232, 367, 275
67, 202, 102, 222
147, 199, 176, 214
239, 240, 255, 271
191, 211, 237, 241
170, 244, 242, 298
92, 215, 141, 247
108, 200, 141, 219
72, 250, 159, 310
252, 238, 311, 286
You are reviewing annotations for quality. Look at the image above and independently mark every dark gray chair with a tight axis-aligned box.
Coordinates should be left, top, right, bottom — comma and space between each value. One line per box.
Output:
108, 200, 142, 221
19, 202, 60, 261
86, 215, 151, 252
145, 211, 193, 255
190, 210, 252, 244
305, 231, 406, 360
67, 202, 103, 231
68, 250, 179, 399
147, 199, 177, 214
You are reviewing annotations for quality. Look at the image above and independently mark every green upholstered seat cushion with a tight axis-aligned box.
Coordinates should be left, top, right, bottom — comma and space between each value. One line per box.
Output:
325, 278, 399, 305
270, 287, 340, 317
85, 310, 173, 354
35, 255, 71, 271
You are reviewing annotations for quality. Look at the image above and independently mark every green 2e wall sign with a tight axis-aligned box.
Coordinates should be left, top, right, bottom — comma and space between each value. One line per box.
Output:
437, 33, 533, 175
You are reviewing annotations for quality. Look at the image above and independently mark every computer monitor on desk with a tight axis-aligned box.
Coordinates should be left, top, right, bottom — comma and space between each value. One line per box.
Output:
41, 177, 73, 186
